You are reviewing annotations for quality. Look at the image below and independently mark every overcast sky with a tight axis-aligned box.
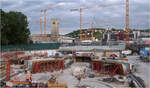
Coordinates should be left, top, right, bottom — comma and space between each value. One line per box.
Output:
1, 0, 150, 34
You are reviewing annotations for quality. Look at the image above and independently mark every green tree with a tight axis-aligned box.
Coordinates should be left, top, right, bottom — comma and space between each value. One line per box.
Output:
0, 9, 30, 45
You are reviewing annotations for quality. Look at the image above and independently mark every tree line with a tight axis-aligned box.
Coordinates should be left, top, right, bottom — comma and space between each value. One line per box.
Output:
0, 9, 31, 45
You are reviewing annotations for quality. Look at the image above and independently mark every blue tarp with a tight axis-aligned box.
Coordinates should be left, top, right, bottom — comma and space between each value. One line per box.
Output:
140, 49, 149, 56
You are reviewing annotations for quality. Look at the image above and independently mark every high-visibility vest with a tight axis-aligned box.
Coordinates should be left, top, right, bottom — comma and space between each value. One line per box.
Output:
26, 75, 30, 79
30, 74, 32, 78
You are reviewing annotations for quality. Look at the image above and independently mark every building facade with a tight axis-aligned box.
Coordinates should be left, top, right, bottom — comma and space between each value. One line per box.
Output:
51, 19, 59, 41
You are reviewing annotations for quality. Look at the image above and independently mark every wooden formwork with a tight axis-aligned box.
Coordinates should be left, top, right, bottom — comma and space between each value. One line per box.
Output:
92, 60, 125, 76
32, 60, 64, 73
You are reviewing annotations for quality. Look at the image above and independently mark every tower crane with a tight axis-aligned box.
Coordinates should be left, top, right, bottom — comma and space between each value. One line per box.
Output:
31, 17, 43, 37
40, 4, 64, 41
126, 0, 130, 43
70, 3, 124, 41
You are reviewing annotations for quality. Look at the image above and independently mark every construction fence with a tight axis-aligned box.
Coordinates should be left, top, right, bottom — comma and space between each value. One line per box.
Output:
1, 43, 61, 52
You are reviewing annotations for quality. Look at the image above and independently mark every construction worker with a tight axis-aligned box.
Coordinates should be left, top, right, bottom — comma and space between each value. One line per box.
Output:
25, 74, 30, 82
30, 73, 32, 81
77, 75, 81, 86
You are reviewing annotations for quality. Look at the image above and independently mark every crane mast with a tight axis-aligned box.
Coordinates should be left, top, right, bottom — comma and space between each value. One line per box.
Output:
40, 17, 43, 36
126, 0, 130, 43
40, 4, 64, 41
44, 10, 47, 41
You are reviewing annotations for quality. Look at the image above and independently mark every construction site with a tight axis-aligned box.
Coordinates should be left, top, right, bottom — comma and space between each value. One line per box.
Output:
1, 0, 150, 88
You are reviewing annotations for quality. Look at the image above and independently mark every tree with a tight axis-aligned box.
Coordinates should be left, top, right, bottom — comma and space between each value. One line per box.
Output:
0, 9, 30, 45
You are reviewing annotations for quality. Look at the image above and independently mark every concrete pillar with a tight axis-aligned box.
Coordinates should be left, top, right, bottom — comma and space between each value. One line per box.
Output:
51, 19, 59, 41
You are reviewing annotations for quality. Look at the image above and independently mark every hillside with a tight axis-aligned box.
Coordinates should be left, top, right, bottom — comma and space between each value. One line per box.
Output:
66, 28, 118, 40
66, 28, 150, 40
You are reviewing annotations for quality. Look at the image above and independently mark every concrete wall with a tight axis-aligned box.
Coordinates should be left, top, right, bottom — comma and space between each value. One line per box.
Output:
60, 44, 125, 51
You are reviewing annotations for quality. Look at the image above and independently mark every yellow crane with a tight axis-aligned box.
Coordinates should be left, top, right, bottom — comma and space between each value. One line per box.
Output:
31, 18, 67, 40
70, 3, 124, 41
31, 17, 43, 37
126, 0, 130, 43
40, 4, 64, 41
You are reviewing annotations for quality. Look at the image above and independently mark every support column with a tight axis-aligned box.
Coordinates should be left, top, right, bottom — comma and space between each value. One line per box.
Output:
58, 61, 60, 71
55, 61, 57, 71
62, 60, 64, 70
47, 62, 49, 72
49, 63, 53, 72
32, 62, 35, 73
39, 62, 42, 73
37, 62, 41, 73
6, 57, 10, 81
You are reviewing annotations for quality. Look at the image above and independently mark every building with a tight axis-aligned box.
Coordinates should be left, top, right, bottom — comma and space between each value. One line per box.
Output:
31, 18, 60, 43
102, 32, 134, 41
30, 34, 75, 43
30, 34, 52, 43
58, 36, 75, 43
51, 19, 59, 41
132, 31, 141, 39
139, 32, 150, 41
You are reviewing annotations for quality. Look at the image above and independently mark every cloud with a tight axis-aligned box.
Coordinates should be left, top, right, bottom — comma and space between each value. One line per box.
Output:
1, 0, 150, 34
